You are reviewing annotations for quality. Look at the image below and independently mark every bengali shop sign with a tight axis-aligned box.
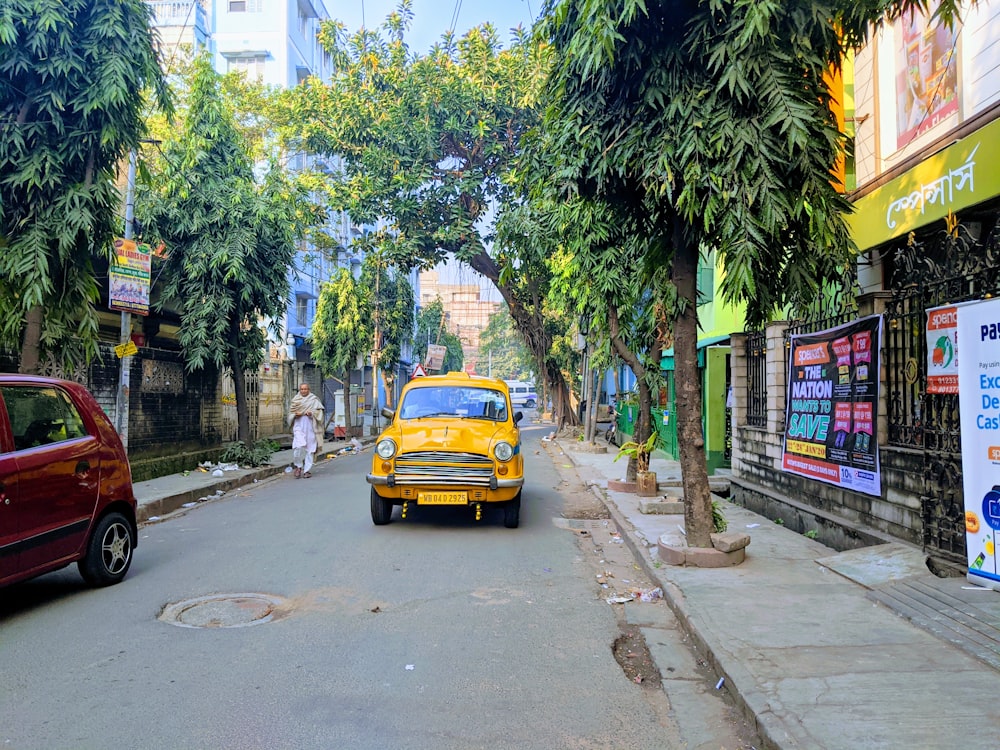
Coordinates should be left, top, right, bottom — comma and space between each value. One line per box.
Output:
781, 315, 883, 497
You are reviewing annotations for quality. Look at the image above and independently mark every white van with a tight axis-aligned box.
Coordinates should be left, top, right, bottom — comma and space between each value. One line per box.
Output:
505, 380, 538, 408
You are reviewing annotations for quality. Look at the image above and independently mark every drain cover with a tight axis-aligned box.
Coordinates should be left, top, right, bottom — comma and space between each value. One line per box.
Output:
159, 593, 290, 629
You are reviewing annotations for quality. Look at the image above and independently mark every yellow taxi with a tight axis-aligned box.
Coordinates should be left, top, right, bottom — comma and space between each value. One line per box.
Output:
366, 372, 525, 527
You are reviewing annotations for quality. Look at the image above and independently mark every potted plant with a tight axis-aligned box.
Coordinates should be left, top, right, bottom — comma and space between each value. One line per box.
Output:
614, 431, 659, 496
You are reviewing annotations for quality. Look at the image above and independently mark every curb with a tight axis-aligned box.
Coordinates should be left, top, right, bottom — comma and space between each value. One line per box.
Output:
550, 438, 783, 750
137, 438, 377, 524
137, 463, 287, 523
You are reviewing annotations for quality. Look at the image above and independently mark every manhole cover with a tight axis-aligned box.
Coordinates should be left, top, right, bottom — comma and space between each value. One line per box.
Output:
159, 593, 290, 629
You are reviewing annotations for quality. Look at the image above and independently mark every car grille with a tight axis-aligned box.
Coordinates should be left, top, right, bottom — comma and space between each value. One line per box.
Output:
393, 451, 494, 486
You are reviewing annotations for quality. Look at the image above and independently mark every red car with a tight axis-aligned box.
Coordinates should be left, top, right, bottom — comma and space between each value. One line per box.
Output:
0, 375, 137, 588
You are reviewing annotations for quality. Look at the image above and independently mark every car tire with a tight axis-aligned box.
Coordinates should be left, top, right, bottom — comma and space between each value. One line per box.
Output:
525, 399, 535, 408
503, 491, 521, 529
371, 488, 393, 525
78, 512, 135, 587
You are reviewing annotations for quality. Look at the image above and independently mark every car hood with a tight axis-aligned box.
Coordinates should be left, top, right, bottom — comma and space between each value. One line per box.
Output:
391, 420, 511, 454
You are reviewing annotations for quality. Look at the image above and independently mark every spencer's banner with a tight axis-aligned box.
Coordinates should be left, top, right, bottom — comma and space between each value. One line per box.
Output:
781, 315, 883, 497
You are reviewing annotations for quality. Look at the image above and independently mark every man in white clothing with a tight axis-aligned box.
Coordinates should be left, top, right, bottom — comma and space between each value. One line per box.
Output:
288, 382, 324, 478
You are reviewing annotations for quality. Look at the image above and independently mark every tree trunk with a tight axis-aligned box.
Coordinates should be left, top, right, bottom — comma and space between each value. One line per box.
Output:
466, 248, 579, 429
673, 228, 713, 548
19, 305, 43, 374
381, 370, 395, 409
607, 303, 660, 483
229, 338, 251, 444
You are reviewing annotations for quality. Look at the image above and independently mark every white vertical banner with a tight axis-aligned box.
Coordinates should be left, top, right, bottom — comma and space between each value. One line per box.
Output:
957, 297, 1000, 590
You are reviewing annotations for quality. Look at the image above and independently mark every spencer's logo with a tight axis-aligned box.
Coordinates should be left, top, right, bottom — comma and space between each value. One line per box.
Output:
928, 308, 957, 330
794, 343, 829, 366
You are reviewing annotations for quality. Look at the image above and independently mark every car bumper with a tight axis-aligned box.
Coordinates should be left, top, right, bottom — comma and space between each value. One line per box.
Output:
366, 473, 523, 503
366, 473, 523, 488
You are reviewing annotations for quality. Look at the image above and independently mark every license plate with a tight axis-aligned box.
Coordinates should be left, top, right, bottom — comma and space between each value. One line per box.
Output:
418, 491, 468, 505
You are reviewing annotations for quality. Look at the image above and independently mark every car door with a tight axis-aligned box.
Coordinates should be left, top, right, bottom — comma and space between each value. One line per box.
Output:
0, 392, 19, 582
0, 385, 102, 574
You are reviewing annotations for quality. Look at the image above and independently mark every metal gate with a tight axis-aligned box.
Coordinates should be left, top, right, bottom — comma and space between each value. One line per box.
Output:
884, 217, 1000, 568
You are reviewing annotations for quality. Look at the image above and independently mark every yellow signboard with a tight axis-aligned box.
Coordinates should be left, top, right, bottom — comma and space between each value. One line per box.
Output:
849, 117, 1000, 251
114, 340, 138, 359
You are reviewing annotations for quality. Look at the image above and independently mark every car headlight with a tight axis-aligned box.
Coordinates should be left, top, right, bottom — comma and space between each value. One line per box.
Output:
494, 441, 514, 462
376, 438, 397, 459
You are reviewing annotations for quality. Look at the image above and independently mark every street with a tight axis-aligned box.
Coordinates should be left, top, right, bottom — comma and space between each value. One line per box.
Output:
0, 426, 751, 750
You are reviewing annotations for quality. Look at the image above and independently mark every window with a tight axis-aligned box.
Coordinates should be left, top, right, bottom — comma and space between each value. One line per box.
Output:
296, 297, 309, 328
2, 386, 89, 451
228, 0, 261, 11
227, 55, 266, 79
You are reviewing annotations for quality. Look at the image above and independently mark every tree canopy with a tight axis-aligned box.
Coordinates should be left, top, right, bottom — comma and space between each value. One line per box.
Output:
0, 0, 170, 372
536, 0, 974, 546
137, 56, 309, 441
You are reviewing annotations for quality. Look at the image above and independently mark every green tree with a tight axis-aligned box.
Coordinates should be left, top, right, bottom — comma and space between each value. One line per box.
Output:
137, 56, 306, 443
360, 254, 415, 408
539, 0, 970, 547
414, 298, 464, 374
0, 0, 170, 372
312, 267, 369, 436
477, 307, 533, 380
275, 3, 571, 411
543, 195, 672, 464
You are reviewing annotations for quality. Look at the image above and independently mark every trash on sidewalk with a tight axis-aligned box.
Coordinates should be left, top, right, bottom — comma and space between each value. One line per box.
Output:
606, 594, 634, 604
639, 587, 663, 602
284, 466, 293, 473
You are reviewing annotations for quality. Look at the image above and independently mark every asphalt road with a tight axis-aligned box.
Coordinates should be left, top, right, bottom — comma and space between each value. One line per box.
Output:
0, 425, 686, 750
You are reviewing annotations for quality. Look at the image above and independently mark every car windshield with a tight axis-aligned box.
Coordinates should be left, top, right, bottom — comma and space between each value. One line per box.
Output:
398, 386, 508, 422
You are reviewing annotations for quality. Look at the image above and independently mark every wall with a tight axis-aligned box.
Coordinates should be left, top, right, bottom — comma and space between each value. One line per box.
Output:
728, 302, 928, 554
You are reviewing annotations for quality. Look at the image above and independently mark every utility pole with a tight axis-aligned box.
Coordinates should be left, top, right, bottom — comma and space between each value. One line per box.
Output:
115, 148, 137, 449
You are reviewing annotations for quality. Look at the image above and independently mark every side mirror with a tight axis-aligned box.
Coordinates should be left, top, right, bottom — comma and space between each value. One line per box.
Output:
514, 411, 523, 424
381, 407, 395, 421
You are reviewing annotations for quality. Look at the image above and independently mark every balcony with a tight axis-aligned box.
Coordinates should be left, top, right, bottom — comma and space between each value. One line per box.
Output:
147, 1, 208, 35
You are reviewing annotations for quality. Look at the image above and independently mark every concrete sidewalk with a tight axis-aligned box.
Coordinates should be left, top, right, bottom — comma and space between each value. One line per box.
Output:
133, 441, 371, 523
552, 438, 1000, 750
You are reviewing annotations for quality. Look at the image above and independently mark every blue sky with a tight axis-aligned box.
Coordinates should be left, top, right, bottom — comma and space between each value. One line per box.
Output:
328, 0, 539, 52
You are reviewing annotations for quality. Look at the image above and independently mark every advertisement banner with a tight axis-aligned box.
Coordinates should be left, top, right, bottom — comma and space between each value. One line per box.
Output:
957, 297, 1000, 590
781, 315, 883, 497
926, 305, 959, 394
893, 1, 959, 149
109, 237, 151, 316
